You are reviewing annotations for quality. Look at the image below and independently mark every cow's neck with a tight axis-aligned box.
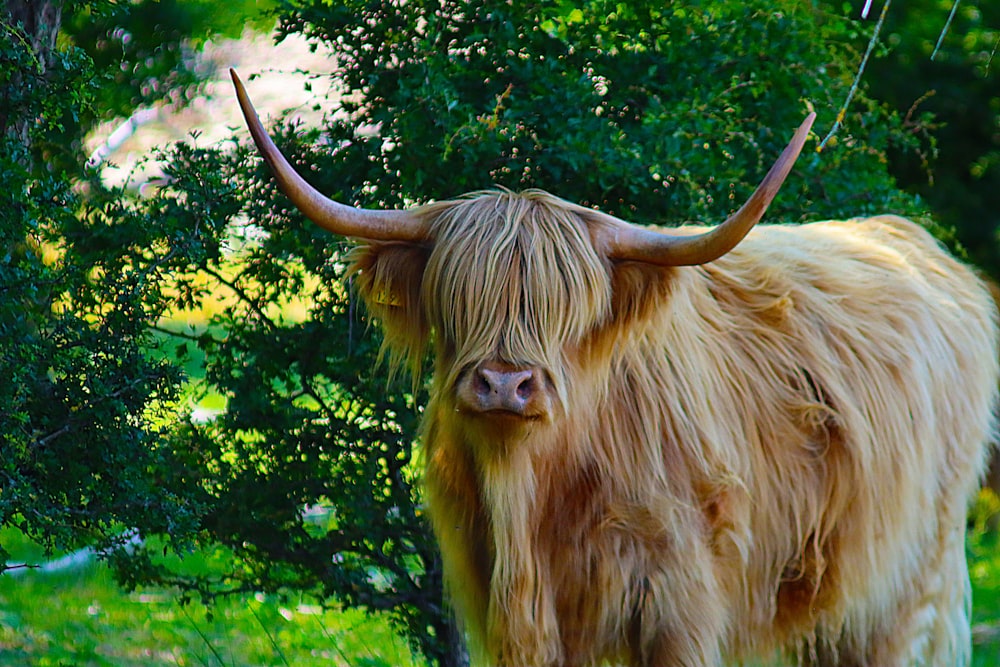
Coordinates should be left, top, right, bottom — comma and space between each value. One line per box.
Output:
477, 435, 566, 664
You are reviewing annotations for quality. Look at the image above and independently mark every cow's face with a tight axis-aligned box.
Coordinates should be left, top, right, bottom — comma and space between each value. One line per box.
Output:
354, 192, 619, 434
426, 193, 613, 419
230, 69, 813, 439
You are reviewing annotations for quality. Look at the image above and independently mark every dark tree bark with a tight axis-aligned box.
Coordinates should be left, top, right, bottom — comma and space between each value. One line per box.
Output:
4, 0, 61, 61
441, 613, 471, 667
2, 0, 63, 145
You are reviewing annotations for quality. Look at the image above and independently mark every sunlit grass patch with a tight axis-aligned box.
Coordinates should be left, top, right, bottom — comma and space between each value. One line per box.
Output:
970, 489, 1000, 667
3, 502, 998, 667
0, 528, 419, 667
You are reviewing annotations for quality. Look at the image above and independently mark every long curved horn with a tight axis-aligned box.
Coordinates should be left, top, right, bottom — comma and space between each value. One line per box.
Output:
605, 112, 816, 266
231, 69, 428, 242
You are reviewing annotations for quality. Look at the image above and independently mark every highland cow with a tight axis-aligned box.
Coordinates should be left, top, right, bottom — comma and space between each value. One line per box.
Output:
233, 70, 999, 667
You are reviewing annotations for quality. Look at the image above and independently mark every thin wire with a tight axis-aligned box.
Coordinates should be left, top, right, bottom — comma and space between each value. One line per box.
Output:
818, 0, 892, 152
931, 0, 961, 61
988, 33, 1000, 75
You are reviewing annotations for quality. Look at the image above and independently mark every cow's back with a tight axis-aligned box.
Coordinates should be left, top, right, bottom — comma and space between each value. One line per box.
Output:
646, 215, 999, 662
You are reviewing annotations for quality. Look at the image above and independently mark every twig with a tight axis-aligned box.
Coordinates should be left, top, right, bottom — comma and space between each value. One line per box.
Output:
1, 562, 41, 574
987, 33, 1000, 75
178, 602, 229, 667
311, 614, 359, 667
150, 323, 220, 344
247, 603, 291, 666
201, 265, 277, 330
901, 89, 937, 127
818, 0, 892, 152
0, 21, 42, 73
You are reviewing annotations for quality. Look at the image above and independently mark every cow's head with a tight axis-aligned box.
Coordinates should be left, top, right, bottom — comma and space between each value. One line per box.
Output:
231, 70, 813, 441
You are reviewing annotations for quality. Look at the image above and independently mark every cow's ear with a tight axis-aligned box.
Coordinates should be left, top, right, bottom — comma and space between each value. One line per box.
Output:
348, 242, 431, 378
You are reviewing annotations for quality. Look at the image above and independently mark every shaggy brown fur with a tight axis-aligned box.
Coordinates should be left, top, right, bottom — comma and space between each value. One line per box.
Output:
349, 191, 998, 667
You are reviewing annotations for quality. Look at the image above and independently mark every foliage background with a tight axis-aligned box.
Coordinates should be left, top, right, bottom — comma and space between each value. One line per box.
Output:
865, 0, 1000, 276
2, 1, 998, 665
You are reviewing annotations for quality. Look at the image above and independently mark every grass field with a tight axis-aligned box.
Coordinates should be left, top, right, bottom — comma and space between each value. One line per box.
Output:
0, 519, 997, 666
969, 497, 1000, 667
0, 529, 417, 667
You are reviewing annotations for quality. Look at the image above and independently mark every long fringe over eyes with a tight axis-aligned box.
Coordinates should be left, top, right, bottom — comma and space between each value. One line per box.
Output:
418, 191, 613, 403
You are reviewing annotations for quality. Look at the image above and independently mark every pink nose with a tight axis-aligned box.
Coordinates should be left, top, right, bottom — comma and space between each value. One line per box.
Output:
462, 362, 540, 416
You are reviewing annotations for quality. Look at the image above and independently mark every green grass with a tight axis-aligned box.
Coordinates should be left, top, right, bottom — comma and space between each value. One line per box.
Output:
0, 523, 997, 667
0, 530, 418, 667
970, 497, 1000, 667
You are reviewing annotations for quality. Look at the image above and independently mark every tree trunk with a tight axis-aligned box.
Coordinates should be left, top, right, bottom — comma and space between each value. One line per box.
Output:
423, 549, 471, 667
4, 0, 61, 58
2, 0, 63, 145
438, 609, 471, 667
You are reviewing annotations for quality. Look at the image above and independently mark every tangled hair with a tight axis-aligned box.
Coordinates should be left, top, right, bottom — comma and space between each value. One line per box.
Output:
349, 192, 999, 666
350, 190, 614, 400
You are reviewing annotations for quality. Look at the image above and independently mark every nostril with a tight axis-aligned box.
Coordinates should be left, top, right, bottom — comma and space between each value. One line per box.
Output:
515, 373, 536, 400
474, 369, 494, 397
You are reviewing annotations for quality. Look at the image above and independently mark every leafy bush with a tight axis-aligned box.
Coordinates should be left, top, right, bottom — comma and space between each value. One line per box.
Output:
858, 0, 1000, 275
0, 3, 198, 567
275, 1, 921, 221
